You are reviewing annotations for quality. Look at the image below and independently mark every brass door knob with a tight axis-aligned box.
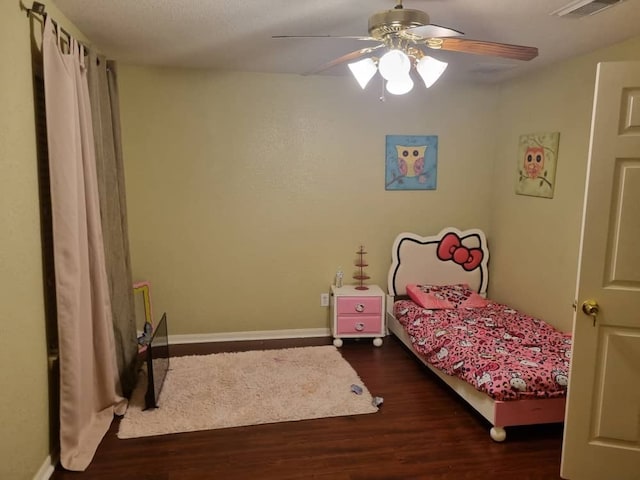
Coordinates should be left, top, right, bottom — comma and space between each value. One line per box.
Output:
581, 299, 599, 316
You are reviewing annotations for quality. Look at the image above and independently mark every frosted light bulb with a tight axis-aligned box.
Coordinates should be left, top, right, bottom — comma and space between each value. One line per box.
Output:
416, 56, 448, 88
347, 58, 377, 89
378, 50, 410, 81
385, 76, 414, 95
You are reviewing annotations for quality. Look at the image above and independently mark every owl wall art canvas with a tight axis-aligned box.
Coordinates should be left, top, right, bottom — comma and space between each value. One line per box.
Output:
516, 132, 560, 198
385, 135, 438, 190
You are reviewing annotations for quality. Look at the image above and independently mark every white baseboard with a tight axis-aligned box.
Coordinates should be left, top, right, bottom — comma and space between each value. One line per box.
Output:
169, 328, 331, 345
33, 454, 56, 480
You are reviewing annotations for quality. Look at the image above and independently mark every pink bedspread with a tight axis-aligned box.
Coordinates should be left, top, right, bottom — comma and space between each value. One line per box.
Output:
394, 300, 572, 401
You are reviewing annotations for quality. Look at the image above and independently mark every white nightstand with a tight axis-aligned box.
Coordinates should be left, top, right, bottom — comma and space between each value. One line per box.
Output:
330, 284, 385, 347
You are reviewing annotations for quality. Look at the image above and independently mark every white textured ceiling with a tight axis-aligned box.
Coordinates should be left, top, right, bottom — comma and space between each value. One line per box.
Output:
51, 0, 640, 83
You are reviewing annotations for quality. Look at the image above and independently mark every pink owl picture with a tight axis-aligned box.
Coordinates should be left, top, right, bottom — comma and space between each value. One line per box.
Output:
516, 132, 560, 198
523, 146, 545, 179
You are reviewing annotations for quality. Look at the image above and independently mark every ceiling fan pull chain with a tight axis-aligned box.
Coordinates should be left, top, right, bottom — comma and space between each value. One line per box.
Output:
395, 0, 403, 10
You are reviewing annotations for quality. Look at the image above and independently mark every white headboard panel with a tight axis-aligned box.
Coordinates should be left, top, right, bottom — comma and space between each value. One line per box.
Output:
387, 227, 489, 296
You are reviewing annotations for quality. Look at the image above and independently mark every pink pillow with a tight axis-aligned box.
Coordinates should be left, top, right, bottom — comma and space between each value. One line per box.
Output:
406, 284, 454, 309
406, 284, 489, 309
461, 290, 490, 308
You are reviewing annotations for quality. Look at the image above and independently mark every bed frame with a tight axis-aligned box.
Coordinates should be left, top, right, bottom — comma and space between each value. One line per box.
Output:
386, 227, 566, 441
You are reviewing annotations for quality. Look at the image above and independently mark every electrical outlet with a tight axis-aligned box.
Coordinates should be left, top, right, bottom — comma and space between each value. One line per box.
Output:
320, 293, 330, 307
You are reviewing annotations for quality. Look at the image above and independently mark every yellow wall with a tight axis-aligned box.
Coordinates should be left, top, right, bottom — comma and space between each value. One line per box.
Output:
489, 36, 640, 332
0, 3, 50, 479
118, 68, 499, 334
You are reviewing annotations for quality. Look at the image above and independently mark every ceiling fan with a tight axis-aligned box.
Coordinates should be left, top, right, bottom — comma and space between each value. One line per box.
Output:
273, 0, 538, 93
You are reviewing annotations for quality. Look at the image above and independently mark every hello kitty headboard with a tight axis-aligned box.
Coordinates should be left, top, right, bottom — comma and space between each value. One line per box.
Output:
387, 227, 489, 297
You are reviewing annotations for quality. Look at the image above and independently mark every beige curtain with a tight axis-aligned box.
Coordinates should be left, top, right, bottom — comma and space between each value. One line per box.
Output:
42, 17, 126, 471
87, 53, 138, 396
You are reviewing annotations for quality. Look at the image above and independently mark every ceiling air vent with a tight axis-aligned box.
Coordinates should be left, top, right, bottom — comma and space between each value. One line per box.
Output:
551, 0, 624, 17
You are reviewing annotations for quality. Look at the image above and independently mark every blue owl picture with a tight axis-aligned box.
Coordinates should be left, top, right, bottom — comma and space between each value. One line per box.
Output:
385, 135, 438, 190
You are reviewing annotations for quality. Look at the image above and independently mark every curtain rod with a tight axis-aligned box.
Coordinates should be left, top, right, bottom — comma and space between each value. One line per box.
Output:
23, 1, 91, 52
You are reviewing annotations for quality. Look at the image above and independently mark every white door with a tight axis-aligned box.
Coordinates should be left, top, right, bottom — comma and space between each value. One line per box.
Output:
561, 61, 640, 479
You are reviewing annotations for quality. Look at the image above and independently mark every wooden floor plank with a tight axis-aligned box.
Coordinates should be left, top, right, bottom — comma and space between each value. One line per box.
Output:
50, 336, 563, 479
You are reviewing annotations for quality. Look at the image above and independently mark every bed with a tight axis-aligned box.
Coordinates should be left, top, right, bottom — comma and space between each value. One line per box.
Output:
386, 227, 571, 441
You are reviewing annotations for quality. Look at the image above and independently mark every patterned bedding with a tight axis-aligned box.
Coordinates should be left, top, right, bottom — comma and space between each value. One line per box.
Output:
394, 299, 572, 401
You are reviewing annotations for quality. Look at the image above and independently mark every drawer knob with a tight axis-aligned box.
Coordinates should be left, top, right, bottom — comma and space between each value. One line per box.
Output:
355, 303, 365, 313
355, 322, 365, 331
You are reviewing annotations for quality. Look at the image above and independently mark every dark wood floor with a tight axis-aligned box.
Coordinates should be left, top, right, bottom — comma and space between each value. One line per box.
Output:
50, 336, 564, 479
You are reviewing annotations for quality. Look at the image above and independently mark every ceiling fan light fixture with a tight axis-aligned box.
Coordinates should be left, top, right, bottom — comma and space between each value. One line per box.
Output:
386, 75, 414, 95
378, 49, 411, 81
416, 56, 448, 88
348, 58, 378, 89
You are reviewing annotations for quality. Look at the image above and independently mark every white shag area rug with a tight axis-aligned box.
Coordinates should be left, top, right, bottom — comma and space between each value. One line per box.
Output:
118, 345, 378, 439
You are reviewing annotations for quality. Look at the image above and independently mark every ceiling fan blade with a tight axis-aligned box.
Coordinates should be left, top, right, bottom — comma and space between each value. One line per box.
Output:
304, 44, 385, 75
272, 35, 377, 41
435, 38, 538, 61
404, 24, 464, 39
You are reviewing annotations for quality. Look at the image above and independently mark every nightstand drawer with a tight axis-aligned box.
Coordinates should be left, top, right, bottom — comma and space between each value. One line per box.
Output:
336, 315, 383, 335
336, 296, 382, 315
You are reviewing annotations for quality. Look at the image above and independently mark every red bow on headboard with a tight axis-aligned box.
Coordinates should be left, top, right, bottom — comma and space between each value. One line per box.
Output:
437, 232, 484, 271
